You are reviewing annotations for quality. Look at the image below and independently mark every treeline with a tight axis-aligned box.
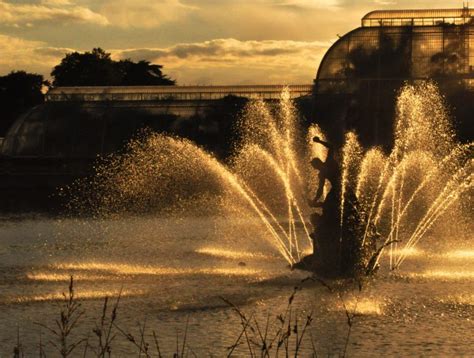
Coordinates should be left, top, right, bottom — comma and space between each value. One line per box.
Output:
51, 48, 174, 87
0, 71, 47, 134
0, 48, 174, 135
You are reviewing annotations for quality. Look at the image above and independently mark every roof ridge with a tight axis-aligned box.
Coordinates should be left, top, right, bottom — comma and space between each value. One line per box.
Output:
363, 8, 471, 20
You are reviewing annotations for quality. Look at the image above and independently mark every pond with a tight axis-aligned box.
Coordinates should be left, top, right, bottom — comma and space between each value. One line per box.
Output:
0, 215, 472, 356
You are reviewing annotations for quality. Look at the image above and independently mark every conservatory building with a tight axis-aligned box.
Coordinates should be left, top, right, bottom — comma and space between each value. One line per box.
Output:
314, 7, 474, 147
1, 7, 474, 210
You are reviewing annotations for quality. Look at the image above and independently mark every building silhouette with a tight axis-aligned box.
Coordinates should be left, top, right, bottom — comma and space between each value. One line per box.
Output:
1, 7, 474, 210
314, 7, 474, 147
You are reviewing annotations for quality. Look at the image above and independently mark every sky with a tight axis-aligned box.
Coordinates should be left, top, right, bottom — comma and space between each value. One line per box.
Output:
0, 0, 465, 85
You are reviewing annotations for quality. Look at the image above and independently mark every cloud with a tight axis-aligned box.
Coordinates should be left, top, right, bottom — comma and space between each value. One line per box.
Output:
0, 0, 460, 83
117, 38, 331, 59
255, 0, 339, 9
113, 38, 331, 84
174, 1, 356, 42
0, 34, 72, 75
339, 0, 457, 7
98, 0, 196, 28
34, 46, 75, 58
0, 35, 330, 84
41, 0, 73, 5
0, 34, 329, 84
0, 0, 109, 27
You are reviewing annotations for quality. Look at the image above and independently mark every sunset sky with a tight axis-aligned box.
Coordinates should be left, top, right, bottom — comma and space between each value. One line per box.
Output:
0, 0, 463, 84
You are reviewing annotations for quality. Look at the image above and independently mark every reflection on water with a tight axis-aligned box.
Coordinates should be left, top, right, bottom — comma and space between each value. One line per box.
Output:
7, 289, 144, 304
387, 248, 474, 261
49, 262, 268, 277
443, 294, 474, 305
388, 247, 422, 258
0, 216, 473, 356
443, 250, 474, 259
334, 297, 385, 316
195, 246, 276, 260
409, 270, 474, 280
26, 272, 114, 281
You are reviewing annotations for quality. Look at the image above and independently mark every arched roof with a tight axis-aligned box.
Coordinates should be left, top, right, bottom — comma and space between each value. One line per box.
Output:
0, 103, 179, 158
362, 9, 471, 20
362, 8, 472, 27
315, 19, 474, 93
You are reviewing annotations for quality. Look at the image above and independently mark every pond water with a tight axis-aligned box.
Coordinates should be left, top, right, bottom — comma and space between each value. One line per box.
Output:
0, 216, 472, 356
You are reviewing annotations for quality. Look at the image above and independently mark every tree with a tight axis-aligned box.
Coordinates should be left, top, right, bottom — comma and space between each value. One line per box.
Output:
118, 60, 175, 86
51, 48, 120, 86
0, 71, 48, 135
51, 48, 175, 87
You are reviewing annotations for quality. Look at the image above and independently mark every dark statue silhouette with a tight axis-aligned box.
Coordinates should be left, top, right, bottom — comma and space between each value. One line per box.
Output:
294, 137, 375, 278
309, 136, 340, 208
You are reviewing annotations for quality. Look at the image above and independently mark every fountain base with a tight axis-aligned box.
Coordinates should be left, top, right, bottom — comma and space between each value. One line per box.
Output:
296, 187, 376, 278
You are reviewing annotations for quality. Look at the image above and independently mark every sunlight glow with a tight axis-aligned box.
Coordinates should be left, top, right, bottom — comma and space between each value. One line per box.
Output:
26, 272, 115, 281
195, 247, 275, 260
8, 289, 144, 304
387, 247, 422, 258
334, 297, 385, 315
410, 270, 474, 280
443, 250, 474, 259
50, 262, 266, 277
444, 294, 474, 305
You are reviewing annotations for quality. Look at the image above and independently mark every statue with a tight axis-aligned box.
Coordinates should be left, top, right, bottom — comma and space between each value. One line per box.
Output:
309, 136, 340, 209
295, 136, 373, 278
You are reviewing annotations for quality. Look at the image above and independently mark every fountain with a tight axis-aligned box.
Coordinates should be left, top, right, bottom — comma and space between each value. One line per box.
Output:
71, 82, 472, 278
301, 82, 472, 278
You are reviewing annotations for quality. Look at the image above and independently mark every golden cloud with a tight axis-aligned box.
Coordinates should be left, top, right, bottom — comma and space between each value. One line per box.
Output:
113, 38, 331, 84
98, 0, 196, 28
0, 0, 109, 27
0, 35, 330, 84
0, 35, 72, 75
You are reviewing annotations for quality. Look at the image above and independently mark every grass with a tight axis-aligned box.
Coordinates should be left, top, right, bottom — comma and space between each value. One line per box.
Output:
36, 277, 86, 357
11, 276, 362, 357
220, 287, 315, 357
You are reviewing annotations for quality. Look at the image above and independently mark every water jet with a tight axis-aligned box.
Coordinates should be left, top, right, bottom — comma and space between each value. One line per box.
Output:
72, 82, 472, 279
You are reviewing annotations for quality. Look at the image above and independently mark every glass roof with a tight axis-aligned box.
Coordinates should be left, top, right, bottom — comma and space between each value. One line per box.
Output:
46, 85, 313, 102
363, 8, 471, 20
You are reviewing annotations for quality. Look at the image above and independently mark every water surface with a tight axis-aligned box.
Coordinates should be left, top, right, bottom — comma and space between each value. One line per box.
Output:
0, 216, 472, 356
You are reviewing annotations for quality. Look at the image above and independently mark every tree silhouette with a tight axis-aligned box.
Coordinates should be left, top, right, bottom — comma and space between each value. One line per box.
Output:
51, 48, 120, 86
118, 60, 175, 86
0, 71, 47, 135
51, 48, 175, 87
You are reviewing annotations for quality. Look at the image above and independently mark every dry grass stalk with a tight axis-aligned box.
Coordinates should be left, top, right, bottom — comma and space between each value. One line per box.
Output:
35, 276, 85, 357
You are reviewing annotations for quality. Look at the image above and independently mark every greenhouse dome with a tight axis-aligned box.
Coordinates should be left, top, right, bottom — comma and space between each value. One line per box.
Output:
314, 7, 474, 147
0, 85, 312, 160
